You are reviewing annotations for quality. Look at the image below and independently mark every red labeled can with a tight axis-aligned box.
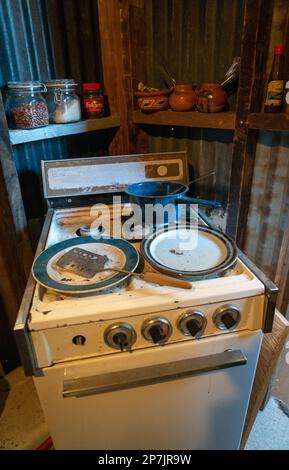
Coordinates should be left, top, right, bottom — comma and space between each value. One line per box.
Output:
82, 83, 105, 118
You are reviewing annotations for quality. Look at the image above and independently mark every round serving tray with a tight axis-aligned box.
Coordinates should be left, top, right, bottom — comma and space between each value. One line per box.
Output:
141, 224, 237, 281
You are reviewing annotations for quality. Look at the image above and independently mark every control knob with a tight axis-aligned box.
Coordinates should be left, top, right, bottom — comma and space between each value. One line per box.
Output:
213, 305, 241, 330
142, 317, 172, 344
104, 322, 136, 351
177, 311, 206, 337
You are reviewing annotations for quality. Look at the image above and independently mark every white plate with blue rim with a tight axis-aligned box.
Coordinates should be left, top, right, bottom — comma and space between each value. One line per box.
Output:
141, 224, 237, 281
32, 236, 140, 294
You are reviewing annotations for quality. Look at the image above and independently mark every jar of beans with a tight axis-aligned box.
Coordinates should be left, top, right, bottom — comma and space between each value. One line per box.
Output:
6, 81, 49, 129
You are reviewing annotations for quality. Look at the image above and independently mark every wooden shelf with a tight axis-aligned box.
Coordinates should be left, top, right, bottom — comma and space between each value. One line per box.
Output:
9, 115, 121, 145
133, 110, 236, 130
248, 113, 289, 131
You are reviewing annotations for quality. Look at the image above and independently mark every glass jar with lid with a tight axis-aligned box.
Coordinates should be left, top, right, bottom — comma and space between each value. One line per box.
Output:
6, 81, 49, 129
45, 79, 81, 124
82, 83, 105, 118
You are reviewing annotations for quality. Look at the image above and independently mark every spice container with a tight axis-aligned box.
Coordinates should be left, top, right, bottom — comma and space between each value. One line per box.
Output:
45, 79, 81, 124
6, 81, 49, 129
82, 83, 105, 118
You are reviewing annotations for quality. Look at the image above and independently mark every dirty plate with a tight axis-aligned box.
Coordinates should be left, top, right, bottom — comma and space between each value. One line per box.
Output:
32, 236, 139, 294
141, 225, 237, 280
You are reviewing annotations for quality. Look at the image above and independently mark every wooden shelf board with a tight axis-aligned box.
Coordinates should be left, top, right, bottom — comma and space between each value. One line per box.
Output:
248, 113, 289, 131
133, 110, 236, 129
9, 116, 121, 145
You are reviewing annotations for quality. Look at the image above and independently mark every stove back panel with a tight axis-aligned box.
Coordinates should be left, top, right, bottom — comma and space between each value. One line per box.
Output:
41, 152, 188, 206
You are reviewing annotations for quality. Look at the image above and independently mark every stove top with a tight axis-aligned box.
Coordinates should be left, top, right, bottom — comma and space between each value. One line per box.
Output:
15, 153, 277, 376
29, 205, 263, 324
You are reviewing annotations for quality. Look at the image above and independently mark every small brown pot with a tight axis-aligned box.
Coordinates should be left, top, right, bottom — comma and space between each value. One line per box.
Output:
196, 83, 228, 113
169, 85, 197, 111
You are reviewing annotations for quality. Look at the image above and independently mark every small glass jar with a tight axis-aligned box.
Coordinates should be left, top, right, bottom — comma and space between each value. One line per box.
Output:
45, 79, 81, 124
82, 83, 105, 118
6, 81, 49, 129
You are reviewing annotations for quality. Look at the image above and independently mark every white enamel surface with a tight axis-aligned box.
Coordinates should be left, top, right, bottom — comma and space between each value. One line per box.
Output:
46, 243, 126, 286
29, 206, 265, 333
29, 204, 265, 449
47, 159, 182, 191
149, 228, 228, 271
33, 330, 263, 449
31, 295, 264, 368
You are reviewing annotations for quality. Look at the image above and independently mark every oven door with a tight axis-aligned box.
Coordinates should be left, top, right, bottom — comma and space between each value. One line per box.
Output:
34, 330, 262, 450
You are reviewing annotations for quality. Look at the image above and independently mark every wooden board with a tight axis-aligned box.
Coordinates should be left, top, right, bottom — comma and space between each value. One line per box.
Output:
0, 92, 32, 278
129, 0, 149, 154
98, 0, 133, 155
133, 110, 236, 129
9, 116, 121, 145
241, 310, 289, 448
275, 212, 289, 313
249, 113, 289, 131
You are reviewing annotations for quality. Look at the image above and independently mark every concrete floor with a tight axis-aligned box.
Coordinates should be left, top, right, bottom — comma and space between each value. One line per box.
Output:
245, 397, 289, 450
0, 367, 49, 450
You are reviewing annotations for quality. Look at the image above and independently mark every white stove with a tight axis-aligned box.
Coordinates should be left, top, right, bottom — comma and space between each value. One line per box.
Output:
15, 152, 278, 450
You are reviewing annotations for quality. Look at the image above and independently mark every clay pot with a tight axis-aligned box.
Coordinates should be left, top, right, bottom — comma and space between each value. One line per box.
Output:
196, 83, 228, 113
134, 88, 172, 112
169, 85, 197, 111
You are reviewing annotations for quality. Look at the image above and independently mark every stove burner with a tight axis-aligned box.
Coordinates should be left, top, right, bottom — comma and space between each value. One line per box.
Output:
76, 224, 104, 237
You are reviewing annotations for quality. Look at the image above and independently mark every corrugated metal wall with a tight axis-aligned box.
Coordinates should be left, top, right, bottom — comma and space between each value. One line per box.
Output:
0, 0, 105, 220
144, 0, 244, 229
144, 0, 289, 283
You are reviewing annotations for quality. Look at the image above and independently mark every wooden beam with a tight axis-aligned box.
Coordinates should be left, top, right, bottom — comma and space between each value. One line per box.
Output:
0, 92, 33, 371
0, 93, 33, 278
249, 112, 289, 131
275, 213, 289, 314
97, 0, 130, 154
128, 0, 149, 154
226, 0, 273, 247
133, 110, 236, 129
98, 0, 148, 155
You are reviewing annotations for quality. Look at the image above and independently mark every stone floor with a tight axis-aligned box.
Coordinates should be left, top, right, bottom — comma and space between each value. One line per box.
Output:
245, 397, 289, 450
0, 367, 49, 450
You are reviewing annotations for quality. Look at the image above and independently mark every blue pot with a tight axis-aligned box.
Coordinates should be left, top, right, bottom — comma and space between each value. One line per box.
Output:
125, 181, 221, 225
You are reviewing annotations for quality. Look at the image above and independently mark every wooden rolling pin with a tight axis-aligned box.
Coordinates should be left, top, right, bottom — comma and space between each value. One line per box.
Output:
100, 267, 192, 289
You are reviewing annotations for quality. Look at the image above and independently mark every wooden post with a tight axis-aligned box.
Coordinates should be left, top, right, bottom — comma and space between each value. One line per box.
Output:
226, 0, 273, 247
97, 0, 148, 155
275, 213, 289, 314
0, 93, 33, 277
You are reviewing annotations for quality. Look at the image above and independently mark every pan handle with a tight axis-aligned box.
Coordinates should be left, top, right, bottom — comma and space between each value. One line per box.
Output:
178, 195, 222, 208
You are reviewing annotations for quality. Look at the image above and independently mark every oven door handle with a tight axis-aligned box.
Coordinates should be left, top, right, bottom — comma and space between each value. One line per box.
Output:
62, 349, 247, 398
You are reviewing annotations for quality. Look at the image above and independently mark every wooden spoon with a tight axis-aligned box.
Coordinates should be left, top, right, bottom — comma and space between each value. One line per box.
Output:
99, 267, 192, 289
